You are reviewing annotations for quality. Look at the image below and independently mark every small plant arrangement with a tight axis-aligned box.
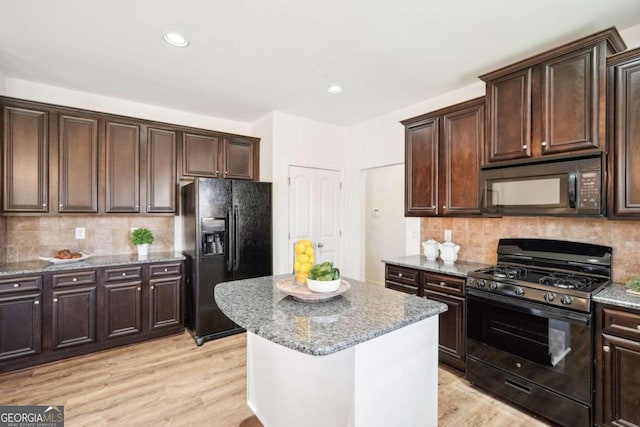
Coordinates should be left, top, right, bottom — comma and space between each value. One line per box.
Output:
131, 227, 154, 246
626, 276, 640, 293
308, 261, 340, 281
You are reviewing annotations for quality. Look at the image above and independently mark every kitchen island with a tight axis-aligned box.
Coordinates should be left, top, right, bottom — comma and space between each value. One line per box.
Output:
215, 275, 447, 427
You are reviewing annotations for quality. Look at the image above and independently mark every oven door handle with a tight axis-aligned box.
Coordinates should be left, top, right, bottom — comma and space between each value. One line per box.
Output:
467, 288, 591, 326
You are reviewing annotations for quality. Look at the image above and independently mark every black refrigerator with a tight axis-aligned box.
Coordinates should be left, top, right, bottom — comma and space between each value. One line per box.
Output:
181, 178, 272, 345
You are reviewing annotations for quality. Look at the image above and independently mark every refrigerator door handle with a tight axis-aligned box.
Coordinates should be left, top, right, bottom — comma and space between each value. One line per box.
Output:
226, 207, 234, 271
233, 205, 240, 271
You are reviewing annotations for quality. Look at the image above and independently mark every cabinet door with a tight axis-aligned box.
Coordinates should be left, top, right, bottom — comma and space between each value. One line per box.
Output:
611, 53, 640, 217
405, 118, 438, 216
600, 334, 640, 426
149, 277, 181, 330
485, 68, 532, 163
422, 290, 465, 371
182, 132, 220, 178
2, 106, 49, 212
105, 121, 140, 213
0, 293, 41, 361
103, 281, 142, 339
146, 127, 177, 213
52, 286, 97, 350
222, 137, 257, 180
440, 100, 483, 215
540, 45, 601, 155
58, 114, 98, 213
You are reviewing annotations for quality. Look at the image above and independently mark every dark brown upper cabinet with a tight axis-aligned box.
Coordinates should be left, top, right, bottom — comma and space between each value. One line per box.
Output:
608, 47, 640, 218
104, 120, 141, 213
480, 27, 625, 164
2, 105, 49, 212
58, 114, 98, 213
182, 132, 259, 181
146, 127, 177, 213
182, 132, 221, 178
402, 97, 484, 217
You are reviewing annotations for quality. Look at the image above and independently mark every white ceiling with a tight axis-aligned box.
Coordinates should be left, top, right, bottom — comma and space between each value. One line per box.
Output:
1, 0, 640, 126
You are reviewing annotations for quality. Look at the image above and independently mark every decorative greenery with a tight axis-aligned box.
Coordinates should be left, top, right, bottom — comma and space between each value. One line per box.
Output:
626, 276, 640, 292
131, 227, 154, 245
308, 261, 340, 281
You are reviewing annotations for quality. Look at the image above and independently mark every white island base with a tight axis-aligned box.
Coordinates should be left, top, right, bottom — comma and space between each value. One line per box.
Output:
246, 315, 439, 427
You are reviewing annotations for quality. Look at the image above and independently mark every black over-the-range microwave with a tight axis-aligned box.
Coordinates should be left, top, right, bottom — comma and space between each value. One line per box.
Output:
480, 153, 604, 216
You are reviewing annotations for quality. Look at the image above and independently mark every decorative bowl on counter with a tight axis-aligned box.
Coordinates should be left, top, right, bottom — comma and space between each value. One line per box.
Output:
307, 278, 341, 293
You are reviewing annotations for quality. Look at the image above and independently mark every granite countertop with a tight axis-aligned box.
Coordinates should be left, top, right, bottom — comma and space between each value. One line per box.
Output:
215, 274, 448, 356
381, 255, 489, 278
0, 252, 185, 276
594, 282, 640, 311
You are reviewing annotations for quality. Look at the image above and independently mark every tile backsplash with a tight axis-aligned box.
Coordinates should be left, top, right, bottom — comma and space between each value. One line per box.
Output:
421, 216, 640, 284
2, 216, 174, 264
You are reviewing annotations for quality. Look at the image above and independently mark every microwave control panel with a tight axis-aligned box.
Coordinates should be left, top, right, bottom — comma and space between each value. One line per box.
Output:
578, 171, 600, 209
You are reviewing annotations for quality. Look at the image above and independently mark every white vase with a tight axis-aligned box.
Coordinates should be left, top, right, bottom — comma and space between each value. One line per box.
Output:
136, 243, 150, 258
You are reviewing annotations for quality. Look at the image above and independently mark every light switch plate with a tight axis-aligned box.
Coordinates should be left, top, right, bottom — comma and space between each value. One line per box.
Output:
75, 227, 86, 239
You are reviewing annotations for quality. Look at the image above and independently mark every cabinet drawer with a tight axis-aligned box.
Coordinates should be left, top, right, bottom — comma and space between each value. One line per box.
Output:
52, 270, 97, 288
104, 266, 143, 282
602, 307, 640, 340
149, 263, 181, 278
385, 265, 419, 286
385, 280, 419, 296
0, 276, 43, 295
422, 272, 465, 296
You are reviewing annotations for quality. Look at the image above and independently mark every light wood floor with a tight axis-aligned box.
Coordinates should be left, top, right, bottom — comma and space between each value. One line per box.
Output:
0, 331, 554, 426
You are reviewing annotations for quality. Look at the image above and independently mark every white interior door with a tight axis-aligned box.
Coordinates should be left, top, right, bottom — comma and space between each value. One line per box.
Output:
289, 166, 342, 270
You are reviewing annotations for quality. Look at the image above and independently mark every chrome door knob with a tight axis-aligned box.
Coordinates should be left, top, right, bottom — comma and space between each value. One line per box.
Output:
317, 243, 323, 248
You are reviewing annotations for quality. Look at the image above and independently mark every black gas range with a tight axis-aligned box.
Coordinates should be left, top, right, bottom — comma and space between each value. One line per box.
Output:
465, 238, 613, 427
466, 238, 611, 312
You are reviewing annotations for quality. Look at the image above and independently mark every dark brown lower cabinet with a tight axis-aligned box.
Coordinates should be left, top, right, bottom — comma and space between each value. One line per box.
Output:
383, 263, 466, 371
0, 292, 42, 361
0, 261, 183, 373
52, 286, 97, 350
596, 304, 640, 426
103, 281, 143, 340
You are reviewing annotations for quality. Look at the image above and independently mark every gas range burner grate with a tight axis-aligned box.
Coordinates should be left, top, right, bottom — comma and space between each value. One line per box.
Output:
491, 265, 528, 279
538, 272, 593, 290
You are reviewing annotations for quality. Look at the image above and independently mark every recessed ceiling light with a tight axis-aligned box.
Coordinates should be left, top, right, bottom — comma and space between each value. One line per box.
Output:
163, 32, 189, 47
327, 85, 343, 94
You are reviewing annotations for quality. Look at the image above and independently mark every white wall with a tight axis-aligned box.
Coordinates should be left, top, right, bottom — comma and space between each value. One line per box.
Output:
622, 23, 640, 48
252, 113, 274, 183
266, 112, 347, 274
1, 78, 253, 136
364, 164, 406, 285
0, 69, 6, 93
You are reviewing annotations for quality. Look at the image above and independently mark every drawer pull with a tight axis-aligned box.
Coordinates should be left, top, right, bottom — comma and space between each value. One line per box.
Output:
440, 282, 446, 287
150, 285, 155, 290
637, 325, 640, 331
34, 300, 40, 305
13, 283, 20, 288
541, 141, 548, 147
603, 346, 610, 353
164, 268, 168, 272
397, 273, 403, 278
137, 287, 141, 291
53, 298, 58, 303
72, 278, 78, 282
122, 273, 127, 276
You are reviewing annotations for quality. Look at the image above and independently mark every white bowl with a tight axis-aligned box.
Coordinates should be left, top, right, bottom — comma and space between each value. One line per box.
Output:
306, 278, 341, 293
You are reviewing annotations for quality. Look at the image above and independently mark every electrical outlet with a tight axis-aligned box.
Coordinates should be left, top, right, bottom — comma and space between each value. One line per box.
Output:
75, 227, 86, 239
444, 229, 452, 242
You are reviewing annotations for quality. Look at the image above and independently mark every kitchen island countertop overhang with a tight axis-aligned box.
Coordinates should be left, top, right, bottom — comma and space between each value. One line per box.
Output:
214, 274, 448, 356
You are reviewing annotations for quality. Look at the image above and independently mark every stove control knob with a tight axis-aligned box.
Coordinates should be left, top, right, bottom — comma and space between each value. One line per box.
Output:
467, 278, 475, 287
476, 279, 486, 289
514, 287, 525, 296
561, 295, 573, 305
544, 292, 555, 302
489, 281, 498, 291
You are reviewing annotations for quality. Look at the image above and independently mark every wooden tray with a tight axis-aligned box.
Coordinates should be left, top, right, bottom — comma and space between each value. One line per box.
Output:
276, 277, 351, 303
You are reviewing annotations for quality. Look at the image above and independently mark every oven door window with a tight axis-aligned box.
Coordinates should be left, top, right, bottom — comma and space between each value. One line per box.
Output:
467, 294, 592, 404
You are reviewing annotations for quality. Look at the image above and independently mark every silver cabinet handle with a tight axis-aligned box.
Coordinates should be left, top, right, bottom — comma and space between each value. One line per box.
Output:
72, 278, 77, 282
442, 205, 446, 210
34, 300, 40, 305
150, 285, 155, 290
147, 205, 151, 209
122, 273, 126, 276
541, 141, 548, 147
137, 287, 141, 291
13, 283, 20, 288
522, 145, 528, 149
398, 273, 403, 278
59, 204, 64, 208
440, 282, 446, 287
53, 298, 58, 302
636, 325, 640, 331
603, 346, 610, 353
317, 243, 324, 248
43, 203, 47, 207
164, 268, 168, 272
